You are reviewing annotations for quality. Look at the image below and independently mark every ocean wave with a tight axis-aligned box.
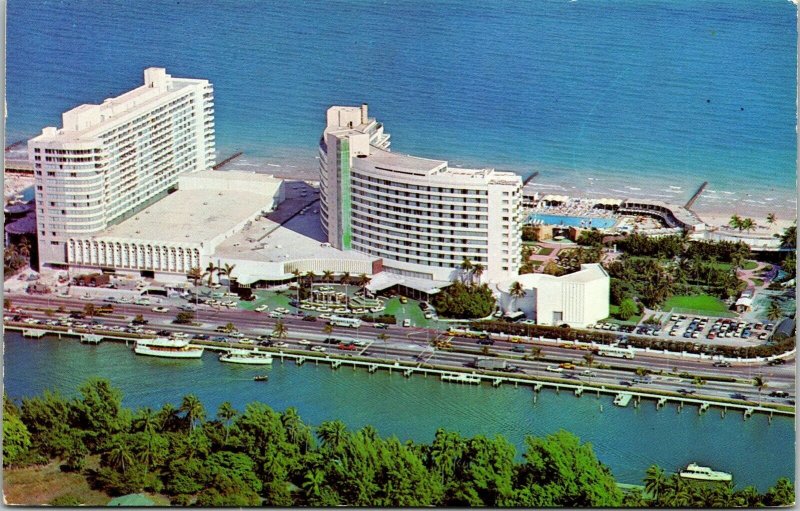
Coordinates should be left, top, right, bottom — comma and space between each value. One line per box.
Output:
626, 186, 642, 191
669, 186, 682, 190
267, 163, 281, 167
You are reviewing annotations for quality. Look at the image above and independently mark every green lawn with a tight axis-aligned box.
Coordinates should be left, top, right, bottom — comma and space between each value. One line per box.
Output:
708, 262, 732, 272
607, 305, 642, 325
238, 290, 295, 311
538, 247, 554, 256
742, 260, 759, 270
749, 278, 765, 287
663, 294, 730, 314
383, 297, 437, 328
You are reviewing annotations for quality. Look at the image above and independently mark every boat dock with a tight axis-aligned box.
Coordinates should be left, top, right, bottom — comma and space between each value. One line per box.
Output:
685, 181, 708, 210
22, 328, 47, 338
5, 325, 793, 419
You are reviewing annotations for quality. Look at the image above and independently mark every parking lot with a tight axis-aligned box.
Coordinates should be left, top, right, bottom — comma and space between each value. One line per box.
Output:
589, 314, 776, 346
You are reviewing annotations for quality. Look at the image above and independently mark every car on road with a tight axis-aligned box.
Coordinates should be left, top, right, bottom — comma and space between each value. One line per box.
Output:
151, 306, 170, 313
511, 345, 526, 353
374, 323, 388, 329
559, 363, 576, 370
301, 315, 317, 322
273, 341, 289, 348
730, 393, 748, 400
239, 338, 255, 344
545, 366, 564, 373
618, 380, 633, 387
298, 339, 311, 345
212, 336, 229, 342
767, 359, 787, 366
477, 338, 495, 345
192, 334, 210, 340
712, 361, 731, 367
677, 388, 696, 395
402, 319, 411, 327
255, 305, 268, 312
338, 342, 357, 351
581, 370, 597, 377
310, 345, 326, 352
258, 340, 273, 347
769, 391, 790, 398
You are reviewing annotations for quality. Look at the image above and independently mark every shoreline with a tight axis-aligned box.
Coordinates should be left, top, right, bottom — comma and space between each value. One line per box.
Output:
217, 152, 797, 236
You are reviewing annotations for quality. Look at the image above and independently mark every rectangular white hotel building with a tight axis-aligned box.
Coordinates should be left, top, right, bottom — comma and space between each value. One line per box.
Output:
28, 67, 215, 269
319, 105, 523, 283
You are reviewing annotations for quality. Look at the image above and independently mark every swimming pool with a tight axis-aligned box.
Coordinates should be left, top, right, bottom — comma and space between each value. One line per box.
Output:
527, 213, 617, 229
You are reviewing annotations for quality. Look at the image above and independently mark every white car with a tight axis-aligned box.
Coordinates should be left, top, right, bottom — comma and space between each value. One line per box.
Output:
298, 339, 311, 345
152, 306, 169, 313
255, 305, 269, 312
311, 345, 326, 352
274, 341, 289, 348
403, 319, 411, 327
239, 338, 255, 344
546, 365, 564, 373
319, 313, 332, 320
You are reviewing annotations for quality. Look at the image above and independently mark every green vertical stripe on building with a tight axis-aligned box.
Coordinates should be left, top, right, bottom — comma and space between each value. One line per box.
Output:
340, 138, 352, 250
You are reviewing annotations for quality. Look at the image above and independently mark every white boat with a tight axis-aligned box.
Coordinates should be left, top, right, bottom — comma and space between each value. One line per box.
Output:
679, 463, 732, 482
219, 349, 273, 365
134, 338, 204, 359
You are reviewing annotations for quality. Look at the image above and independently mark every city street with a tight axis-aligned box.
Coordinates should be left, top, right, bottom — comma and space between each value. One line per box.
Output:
6, 292, 795, 407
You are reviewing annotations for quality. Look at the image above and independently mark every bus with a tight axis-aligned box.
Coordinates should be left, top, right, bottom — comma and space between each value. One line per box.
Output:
329, 316, 362, 328
597, 345, 635, 359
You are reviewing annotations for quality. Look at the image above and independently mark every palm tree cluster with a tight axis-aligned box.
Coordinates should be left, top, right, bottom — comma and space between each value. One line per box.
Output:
4, 238, 32, 276
728, 214, 757, 233
639, 465, 792, 507
459, 257, 485, 284
774, 222, 796, 249
4, 381, 794, 507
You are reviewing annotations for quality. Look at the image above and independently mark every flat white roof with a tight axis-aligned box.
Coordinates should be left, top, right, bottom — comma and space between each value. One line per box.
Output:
366, 272, 449, 295
214, 203, 375, 264
92, 187, 273, 245
496, 263, 608, 292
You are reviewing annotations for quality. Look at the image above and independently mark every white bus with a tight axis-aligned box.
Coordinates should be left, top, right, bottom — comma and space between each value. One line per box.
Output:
597, 345, 635, 359
329, 316, 362, 328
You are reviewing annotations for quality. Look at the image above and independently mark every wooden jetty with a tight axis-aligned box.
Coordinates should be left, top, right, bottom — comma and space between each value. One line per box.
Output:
685, 181, 708, 209
212, 151, 243, 170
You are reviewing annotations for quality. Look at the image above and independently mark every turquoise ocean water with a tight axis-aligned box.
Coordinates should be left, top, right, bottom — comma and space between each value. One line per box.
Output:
2, 333, 794, 491
5, 0, 797, 216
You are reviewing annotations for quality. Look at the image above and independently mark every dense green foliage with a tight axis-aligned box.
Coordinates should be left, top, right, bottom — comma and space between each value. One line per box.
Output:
4, 239, 32, 276
617, 298, 639, 321
4, 381, 794, 507
433, 282, 496, 319
576, 229, 605, 247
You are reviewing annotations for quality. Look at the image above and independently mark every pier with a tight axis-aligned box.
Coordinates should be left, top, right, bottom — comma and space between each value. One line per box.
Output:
684, 181, 708, 210
22, 329, 47, 338
4, 325, 793, 419
212, 151, 243, 170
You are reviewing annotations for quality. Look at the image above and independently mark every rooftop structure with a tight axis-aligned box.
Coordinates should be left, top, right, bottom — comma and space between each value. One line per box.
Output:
320, 105, 523, 283
495, 264, 610, 327
65, 171, 284, 278
29, 68, 215, 268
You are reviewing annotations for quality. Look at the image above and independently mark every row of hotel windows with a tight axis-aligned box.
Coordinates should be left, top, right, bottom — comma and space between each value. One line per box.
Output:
353, 241, 487, 268
351, 182, 489, 210
354, 173, 490, 196
352, 221, 488, 251
98, 94, 197, 141
352, 203, 487, 230
351, 214, 488, 242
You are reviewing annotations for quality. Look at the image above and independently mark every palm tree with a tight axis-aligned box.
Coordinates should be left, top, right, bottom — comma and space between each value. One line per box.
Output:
377, 332, 389, 358
219, 262, 236, 284
83, 303, 96, 319
17, 237, 31, 258
223, 321, 237, 333
472, 263, 485, 284
217, 401, 237, 443
741, 217, 755, 234
460, 257, 473, 283
132, 406, 157, 434
508, 281, 526, 313
322, 323, 334, 337
204, 262, 219, 286
357, 273, 371, 296
767, 300, 783, 321
302, 468, 326, 500
317, 419, 348, 451
322, 270, 334, 283
728, 214, 743, 231
179, 394, 206, 432
292, 269, 303, 303
273, 320, 288, 340
105, 436, 134, 474
582, 352, 595, 368
530, 346, 542, 360
767, 213, 777, 225
644, 465, 667, 501
774, 223, 796, 248
753, 374, 767, 400
305, 270, 317, 287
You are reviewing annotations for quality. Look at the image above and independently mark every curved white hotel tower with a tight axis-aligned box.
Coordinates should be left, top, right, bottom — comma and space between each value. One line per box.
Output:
28, 68, 215, 268
320, 105, 523, 283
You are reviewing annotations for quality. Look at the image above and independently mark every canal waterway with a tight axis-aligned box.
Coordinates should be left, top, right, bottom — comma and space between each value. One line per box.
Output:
3, 332, 794, 490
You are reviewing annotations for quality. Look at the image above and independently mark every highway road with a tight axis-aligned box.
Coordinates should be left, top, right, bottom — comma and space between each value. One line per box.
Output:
6, 293, 795, 406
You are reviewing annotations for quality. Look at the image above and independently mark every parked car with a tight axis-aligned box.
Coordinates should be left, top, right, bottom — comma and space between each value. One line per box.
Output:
151, 306, 170, 313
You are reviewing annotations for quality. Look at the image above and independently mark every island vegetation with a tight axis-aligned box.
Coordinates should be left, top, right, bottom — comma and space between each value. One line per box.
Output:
2, 380, 794, 507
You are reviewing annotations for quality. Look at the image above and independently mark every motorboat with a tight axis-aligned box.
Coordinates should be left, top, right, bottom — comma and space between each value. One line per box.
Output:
219, 348, 273, 365
679, 463, 732, 482
253, 375, 268, 382
134, 338, 203, 359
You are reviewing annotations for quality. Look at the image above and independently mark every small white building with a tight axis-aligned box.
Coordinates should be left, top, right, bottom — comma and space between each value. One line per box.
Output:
495, 264, 610, 327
